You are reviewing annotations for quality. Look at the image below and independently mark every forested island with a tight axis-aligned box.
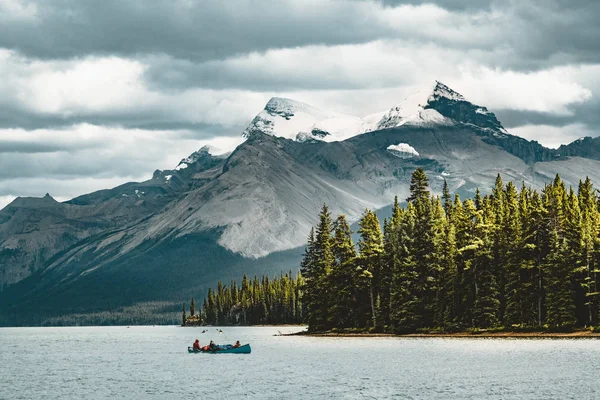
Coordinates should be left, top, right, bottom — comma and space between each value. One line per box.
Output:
187, 168, 600, 335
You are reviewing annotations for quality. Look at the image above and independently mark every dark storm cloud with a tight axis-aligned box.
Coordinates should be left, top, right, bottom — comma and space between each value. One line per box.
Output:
0, 0, 597, 69
0, 0, 395, 62
502, 0, 600, 69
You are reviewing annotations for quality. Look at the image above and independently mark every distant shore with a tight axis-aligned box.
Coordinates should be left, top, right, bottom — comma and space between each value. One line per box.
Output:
284, 330, 600, 338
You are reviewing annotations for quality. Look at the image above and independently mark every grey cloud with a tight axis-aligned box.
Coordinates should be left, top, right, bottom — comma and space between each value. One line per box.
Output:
499, 0, 600, 70
0, 153, 145, 179
0, 0, 596, 70
142, 56, 386, 92
0, 0, 394, 62
0, 0, 598, 204
496, 110, 577, 129
0, 142, 188, 180
0, 102, 244, 136
0, 141, 91, 154
496, 99, 600, 137
380, 0, 493, 10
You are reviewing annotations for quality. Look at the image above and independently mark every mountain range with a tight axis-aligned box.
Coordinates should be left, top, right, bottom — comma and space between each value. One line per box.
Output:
2, 81, 599, 325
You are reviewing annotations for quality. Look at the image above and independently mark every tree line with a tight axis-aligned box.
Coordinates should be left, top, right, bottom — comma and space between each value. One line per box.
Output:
184, 272, 303, 326
301, 168, 600, 333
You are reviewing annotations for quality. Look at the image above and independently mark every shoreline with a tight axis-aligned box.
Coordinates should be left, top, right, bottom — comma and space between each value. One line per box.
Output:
285, 330, 600, 338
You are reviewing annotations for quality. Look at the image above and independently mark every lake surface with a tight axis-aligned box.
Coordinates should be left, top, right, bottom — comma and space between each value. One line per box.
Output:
1, 326, 599, 399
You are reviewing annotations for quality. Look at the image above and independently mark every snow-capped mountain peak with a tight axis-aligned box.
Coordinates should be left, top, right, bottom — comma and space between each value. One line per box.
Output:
242, 81, 508, 144
430, 80, 466, 102
375, 81, 466, 130
243, 97, 373, 142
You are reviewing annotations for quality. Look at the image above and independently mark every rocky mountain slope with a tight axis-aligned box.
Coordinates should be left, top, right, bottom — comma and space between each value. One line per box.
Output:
1, 82, 599, 325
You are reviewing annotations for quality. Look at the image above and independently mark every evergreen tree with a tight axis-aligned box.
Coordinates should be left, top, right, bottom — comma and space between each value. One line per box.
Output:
190, 297, 195, 317
407, 168, 429, 203
390, 202, 419, 332
329, 215, 358, 328
300, 205, 335, 331
442, 179, 452, 218
471, 198, 500, 328
357, 209, 384, 330
392, 169, 440, 331
503, 182, 524, 326
578, 177, 599, 325
438, 210, 458, 328
544, 176, 577, 328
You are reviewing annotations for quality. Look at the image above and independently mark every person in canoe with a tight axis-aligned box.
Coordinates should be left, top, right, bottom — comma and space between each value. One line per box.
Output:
192, 339, 201, 351
209, 340, 217, 352
233, 341, 241, 348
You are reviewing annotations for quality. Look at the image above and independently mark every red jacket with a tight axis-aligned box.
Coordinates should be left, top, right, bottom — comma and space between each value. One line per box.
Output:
193, 341, 201, 350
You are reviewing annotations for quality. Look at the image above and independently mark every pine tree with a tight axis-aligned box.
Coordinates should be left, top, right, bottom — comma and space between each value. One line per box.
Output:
544, 176, 577, 328
329, 215, 357, 328
471, 197, 500, 328
206, 288, 216, 324
300, 228, 317, 328
390, 202, 419, 332
516, 184, 539, 326
357, 209, 384, 330
190, 297, 195, 317
332, 215, 356, 264
407, 168, 429, 203
182, 303, 186, 326
503, 181, 524, 326
381, 218, 394, 328
578, 177, 599, 325
438, 210, 458, 328
314, 204, 335, 330
442, 179, 452, 218
300, 205, 335, 331
392, 169, 440, 331
475, 188, 483, 210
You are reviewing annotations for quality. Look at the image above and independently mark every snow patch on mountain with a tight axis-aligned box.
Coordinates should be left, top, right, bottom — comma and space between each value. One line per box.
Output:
174, 145, 229, 170
387, 143, 420, 158
175, 163, 188, 171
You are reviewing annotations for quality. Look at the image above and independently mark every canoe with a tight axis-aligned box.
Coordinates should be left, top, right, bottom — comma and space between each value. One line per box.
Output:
188, 344, 251, 354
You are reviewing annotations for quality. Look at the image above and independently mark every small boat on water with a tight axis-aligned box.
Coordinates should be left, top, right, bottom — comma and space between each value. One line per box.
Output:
188, 344, 251, 354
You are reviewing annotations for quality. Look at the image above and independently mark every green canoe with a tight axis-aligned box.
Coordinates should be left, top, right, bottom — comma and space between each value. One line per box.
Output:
188, 344, 251, 354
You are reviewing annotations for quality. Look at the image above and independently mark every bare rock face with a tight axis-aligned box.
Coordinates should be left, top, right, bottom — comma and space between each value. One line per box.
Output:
3, 82, 600, 324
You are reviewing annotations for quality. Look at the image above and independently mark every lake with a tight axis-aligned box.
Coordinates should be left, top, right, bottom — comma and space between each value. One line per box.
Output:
1, 326, 598, 399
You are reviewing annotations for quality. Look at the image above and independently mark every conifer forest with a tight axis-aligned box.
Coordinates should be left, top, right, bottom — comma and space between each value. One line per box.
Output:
191, 272, 304, 326
198, 168, 600, 333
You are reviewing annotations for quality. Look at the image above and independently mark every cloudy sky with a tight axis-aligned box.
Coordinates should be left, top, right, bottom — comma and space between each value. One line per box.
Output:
0, 0, 598, 208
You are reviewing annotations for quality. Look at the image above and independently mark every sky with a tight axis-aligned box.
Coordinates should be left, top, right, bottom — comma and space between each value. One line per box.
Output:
0, 0, 598, 209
